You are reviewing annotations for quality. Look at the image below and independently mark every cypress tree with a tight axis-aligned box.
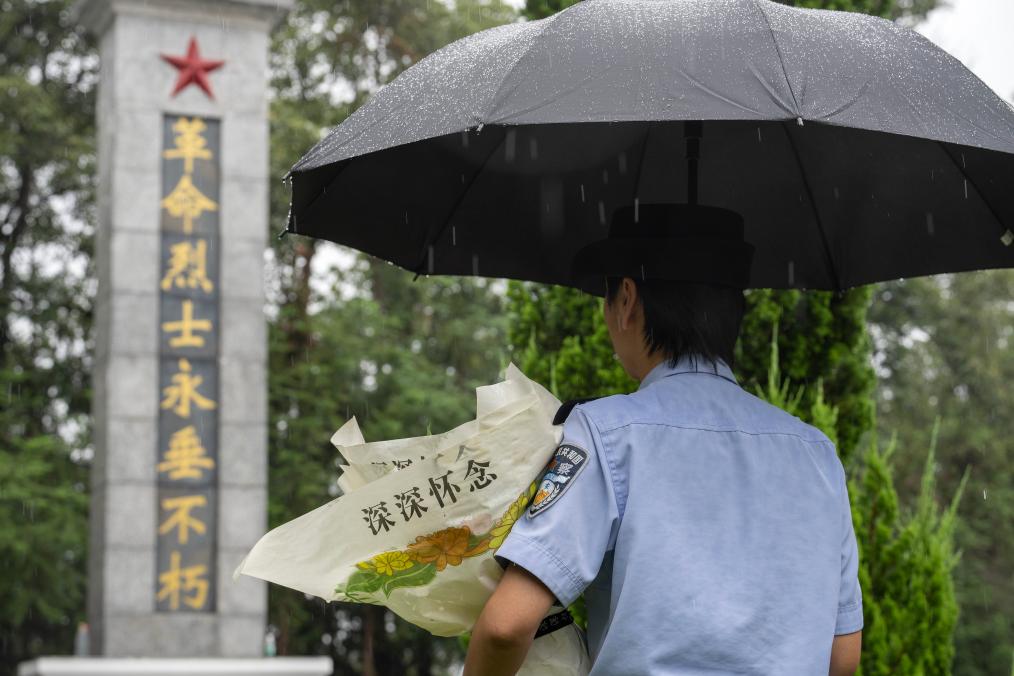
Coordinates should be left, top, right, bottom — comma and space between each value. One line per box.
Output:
506, 283, 874, 464
849, 422, 966, 675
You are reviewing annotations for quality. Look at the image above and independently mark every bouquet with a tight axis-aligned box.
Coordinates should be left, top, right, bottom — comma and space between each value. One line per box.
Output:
235, 365, 591, 675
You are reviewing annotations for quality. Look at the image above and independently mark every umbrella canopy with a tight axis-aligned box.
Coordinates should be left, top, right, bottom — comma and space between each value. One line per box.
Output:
285, 0, 1014, 292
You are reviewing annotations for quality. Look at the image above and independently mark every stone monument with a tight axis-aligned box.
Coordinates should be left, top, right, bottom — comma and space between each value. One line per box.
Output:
15, 2, 330, 674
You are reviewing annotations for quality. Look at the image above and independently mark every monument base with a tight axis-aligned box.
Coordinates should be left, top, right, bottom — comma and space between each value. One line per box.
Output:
17, 657, 333, 676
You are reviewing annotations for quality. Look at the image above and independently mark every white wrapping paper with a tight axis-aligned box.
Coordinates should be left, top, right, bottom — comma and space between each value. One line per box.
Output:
235, 365, 590, 675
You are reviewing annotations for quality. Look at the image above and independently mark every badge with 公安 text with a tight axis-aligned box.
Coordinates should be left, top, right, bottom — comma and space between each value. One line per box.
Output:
527, 444, 588, 518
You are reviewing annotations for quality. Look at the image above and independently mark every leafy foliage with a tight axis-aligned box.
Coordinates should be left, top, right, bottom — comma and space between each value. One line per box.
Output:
267, 259, 508, 672
266, 4, 517, 672
849, 422, 966, 675
758, 345, 966, 675
506, 282, 875, 463
869, 271, 1014, 676
507, 282, 633, 400
0, 2, 95, 674
736, 287, 875, 464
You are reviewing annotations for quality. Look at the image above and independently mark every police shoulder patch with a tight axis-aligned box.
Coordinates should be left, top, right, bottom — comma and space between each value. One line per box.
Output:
527, 444, 589, 518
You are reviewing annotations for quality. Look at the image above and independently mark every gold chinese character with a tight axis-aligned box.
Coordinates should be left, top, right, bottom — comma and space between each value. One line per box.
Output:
157, 551, 209, 611
161, 358, 217, 418
159, 494, 208, 544
161, 174, 218, 234
161, 300, 212, 349
163, 117, 213, 174
157, 425, 216, 480
161, 239, 214, 294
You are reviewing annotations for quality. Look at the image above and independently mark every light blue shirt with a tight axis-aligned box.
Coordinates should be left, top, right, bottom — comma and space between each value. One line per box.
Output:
496, 356, 863, 675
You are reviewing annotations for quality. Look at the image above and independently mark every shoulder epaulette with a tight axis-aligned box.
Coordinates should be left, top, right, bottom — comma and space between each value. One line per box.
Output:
553, 397, 601, 425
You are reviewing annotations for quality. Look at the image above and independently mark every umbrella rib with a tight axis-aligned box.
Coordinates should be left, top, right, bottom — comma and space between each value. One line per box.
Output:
411, 128, 509, 279
779, 121, 843, 293
748, 0, 802, 119
935, 141, 1009, 238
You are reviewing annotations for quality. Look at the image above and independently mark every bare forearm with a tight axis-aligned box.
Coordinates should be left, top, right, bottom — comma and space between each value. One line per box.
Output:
462, 626, 534, 676
464, 563, 553, 675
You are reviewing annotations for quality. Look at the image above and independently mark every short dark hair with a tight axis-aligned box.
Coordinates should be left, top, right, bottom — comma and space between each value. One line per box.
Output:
605, 277, 745, 369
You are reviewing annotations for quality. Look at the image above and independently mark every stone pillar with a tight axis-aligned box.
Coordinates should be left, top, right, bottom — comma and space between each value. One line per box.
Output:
78, 0, 289, 657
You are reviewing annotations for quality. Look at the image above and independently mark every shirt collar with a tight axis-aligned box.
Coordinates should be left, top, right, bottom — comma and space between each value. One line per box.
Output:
637, 354, 739, 391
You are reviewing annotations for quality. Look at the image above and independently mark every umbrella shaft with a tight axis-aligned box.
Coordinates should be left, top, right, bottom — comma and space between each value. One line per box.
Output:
685, 121, 702, 206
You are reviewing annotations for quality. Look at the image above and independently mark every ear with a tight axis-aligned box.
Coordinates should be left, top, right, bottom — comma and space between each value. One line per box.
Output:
619, 277, 639, 331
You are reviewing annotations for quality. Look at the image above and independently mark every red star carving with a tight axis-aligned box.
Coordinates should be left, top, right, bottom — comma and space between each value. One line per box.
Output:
161, 37, 225, 100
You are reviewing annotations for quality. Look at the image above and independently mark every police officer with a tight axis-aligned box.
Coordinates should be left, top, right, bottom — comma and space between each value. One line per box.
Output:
463, 203, 863, 675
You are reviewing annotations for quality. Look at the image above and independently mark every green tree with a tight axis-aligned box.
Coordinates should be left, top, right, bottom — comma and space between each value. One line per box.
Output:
849, 423, 967, 675
762, 353, 966, 675
869, 271, 1014, 676
267, 259, 508, 674
267, 2, 517, 672
509, 283, 876, 464
0, 2, 96, 674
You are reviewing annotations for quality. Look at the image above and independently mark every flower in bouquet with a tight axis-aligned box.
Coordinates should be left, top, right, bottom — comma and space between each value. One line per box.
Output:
407, 526, 489, 571
360, 550, 414, 576
489, 482, 538, 550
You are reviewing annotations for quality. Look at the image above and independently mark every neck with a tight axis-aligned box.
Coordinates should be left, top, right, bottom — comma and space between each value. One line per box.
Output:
632, 353, 666, 383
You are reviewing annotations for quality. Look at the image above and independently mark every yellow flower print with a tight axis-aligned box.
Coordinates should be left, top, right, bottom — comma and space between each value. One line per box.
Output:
489, 482, 538, 550
370, 550, 414, 576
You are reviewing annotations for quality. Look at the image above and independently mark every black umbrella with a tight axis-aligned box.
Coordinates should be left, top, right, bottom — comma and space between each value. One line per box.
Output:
283, 0, 1014, 292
